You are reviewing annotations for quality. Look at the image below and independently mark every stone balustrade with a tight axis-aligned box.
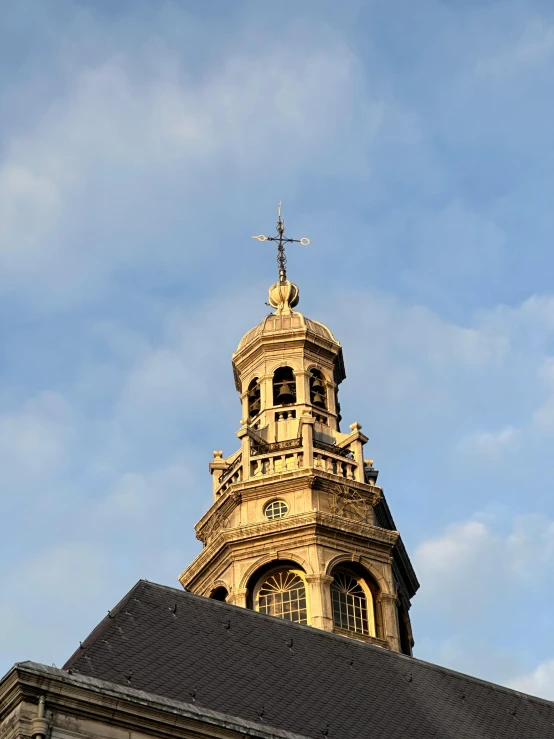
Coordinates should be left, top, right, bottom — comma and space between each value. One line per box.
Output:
214, 433, 360, 495
249, 442, 357, 481
216, 461, 243, 496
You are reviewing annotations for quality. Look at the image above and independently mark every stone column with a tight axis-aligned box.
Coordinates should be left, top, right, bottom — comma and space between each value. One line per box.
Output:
326, 380, 337, 416
240, 391, 249, 425
305, 574, 334, 632
325, 382, 338, 431
236, 427, 251, 481
349, 422, 368, 483
300, 414, 315, 468
295, 370, 310, 407
380, 592, 400, 653
227, 587, 248, 608
260, 373, 274, 435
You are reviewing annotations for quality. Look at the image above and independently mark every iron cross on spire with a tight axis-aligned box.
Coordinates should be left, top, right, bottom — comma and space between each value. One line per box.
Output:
252, 202, 310, 283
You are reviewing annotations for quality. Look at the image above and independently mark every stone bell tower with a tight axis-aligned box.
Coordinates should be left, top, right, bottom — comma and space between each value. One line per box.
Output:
179, 208, 419, 654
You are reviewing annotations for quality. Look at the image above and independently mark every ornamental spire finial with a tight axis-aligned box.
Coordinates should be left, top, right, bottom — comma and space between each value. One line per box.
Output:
252, 202, 310, 283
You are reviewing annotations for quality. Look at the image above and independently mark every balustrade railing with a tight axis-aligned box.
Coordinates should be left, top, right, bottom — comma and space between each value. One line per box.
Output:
250, 443, 357, 481
218, 453, 242, 484
216, 453, 243, 496
313, 451, 356, 479
250, 448, 304, 477
313, 438, 353, 459
215, 436, 359, 493
251, 437, 302, 456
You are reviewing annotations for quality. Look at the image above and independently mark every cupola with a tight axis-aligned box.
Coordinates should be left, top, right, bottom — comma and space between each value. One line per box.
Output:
179, 206, 419, 655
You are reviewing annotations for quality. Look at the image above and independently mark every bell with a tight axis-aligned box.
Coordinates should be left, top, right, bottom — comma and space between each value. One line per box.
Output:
250, 399, 261, 413
311, 376, 324, 390
312, 391, 325, 406
248, 386, 259, 398
277, 382, 294, 400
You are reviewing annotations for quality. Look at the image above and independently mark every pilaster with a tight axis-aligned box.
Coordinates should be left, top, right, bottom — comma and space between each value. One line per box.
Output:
236, 427, 251, 481
227, 588, 248, 607
380, 592, 400, 653
305, 574, 334, 631
300, 414, 315, 467
295, 369, 310, 406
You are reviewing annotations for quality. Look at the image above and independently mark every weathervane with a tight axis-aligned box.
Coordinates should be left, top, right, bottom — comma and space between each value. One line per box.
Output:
252, 203, 310, 283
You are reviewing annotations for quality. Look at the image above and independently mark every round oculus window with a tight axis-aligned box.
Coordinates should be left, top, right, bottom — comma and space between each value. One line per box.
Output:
264, 499, 289, 520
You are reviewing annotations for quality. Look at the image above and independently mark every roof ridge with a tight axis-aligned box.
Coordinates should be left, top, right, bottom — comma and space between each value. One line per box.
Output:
62, 580, 148, 670
144, 582, 554, 708
64, 579, 554, 712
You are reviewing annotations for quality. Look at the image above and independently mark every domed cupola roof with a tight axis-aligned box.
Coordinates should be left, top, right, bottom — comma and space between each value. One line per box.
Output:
236, 311, 337, 354
232, 278, 345, 392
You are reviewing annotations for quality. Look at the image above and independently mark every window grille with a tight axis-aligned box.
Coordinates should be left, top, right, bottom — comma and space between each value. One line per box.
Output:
257, 570, 307, 624
331, 571, 370, 635
264, 500, 289, 520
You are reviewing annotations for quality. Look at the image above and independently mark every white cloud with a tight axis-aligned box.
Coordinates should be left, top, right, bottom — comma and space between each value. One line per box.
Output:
413, 512, 554, 692
114, 288, 261, 426
0, 165, 62, 254
414, 511, 554, 623
476, 19, 554, 76
414, 519, 500, 621
318, 289, 510, 436
0, 36, 380, 304
0, 540, 117, 667
532, 357, 554, 432
409, 199, 507, 281
0, 392, 73, 490
93, 460, 193, 527
507, 659, 554, 701
456, 426, 520, 461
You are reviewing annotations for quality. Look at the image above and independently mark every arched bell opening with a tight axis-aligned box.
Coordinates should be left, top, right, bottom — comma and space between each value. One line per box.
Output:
209, 586, 228, 602
247, 377, 261, 419
309, 368, 327, 409
273, 366, 296, 406
246, 559, 308, 625
329, 563, 382, 639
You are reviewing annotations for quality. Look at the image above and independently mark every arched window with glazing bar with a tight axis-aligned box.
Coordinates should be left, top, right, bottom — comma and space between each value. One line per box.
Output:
255, 568, 308, 624
330, 568, 376, 637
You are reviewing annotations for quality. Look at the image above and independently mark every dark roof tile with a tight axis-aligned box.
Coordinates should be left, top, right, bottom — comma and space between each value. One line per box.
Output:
64, 580, 554, 739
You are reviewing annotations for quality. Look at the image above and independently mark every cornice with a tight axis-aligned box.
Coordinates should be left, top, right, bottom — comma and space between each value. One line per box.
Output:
215, 469, 381, 504
235, 329, 339, 359
233, 339, 339, 379
181, 511, 399, 585
195, 491, 241, 541
0, 663, 308, 739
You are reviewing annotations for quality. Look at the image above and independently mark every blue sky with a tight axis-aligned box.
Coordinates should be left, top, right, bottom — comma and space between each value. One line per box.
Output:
2, 0, 554, 700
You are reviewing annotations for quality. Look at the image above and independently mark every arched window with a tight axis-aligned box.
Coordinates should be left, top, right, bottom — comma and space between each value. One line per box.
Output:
331, 569, 374, 636
273, 367, 296, 406
209, 586, 228, 602
247, 378, 261, 419
255, 568, 307, 624
309, 369, 327, 409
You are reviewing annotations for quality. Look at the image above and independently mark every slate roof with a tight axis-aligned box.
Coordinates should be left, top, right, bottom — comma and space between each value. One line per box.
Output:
64, 580, 554, 739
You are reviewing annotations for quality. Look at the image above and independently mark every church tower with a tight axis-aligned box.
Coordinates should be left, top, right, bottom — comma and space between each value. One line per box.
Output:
179, 208, 419, 654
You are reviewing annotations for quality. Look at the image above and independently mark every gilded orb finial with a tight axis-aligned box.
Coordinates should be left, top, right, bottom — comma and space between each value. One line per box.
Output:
252, 204, 309, 314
